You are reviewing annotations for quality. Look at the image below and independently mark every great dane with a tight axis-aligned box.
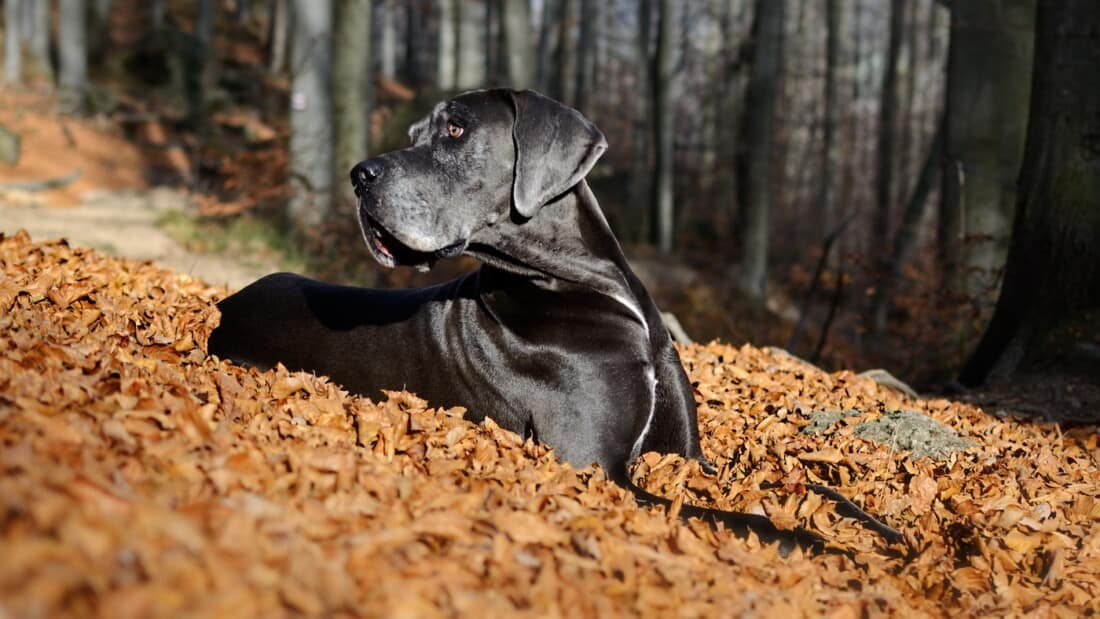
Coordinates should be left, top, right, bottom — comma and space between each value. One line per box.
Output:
209, 89, 901, 554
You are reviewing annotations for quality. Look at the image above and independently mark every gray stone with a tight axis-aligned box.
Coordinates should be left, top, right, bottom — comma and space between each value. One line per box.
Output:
853, 409, 975, 461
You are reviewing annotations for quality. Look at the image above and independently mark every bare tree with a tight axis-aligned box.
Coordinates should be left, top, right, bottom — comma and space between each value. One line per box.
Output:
24, 0, 50, 80
870, 0, 903, 280
573, 0, 595, 113
58, 0, 88, 112
379, 0, 396, 79
959, 0, 1100, 385
502, 0, 533, 89
288, 0, 334, 227
437, 0, 455, 90
736, 0, 785, 300
4, 0, 22, 84
267, 0, 289, 73
626, 0, 653, 244
650, 0, 675, 253
333, 0, 372, 209
454, 0, 484, 88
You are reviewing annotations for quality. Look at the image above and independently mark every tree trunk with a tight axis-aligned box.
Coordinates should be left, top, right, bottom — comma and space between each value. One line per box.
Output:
534, 0, 555, 92
502, 0, 533, 89
625, 0, 652, 245
939, 0, 1034, 310
736, 0, 784, 300
572, 0, 595, 114
818, 0, 845, 257
454, 0, 483, 89
869, 120, 944, 333
436, 0, 455, 90
870, 0, 903, 273
189, 0, 215, 129
4, 0, 22, 84
650, 0, 675, 254
27, 0, 49, 80
959, 0, 1100, 386
402, 0, 423, 87
379, 0, 395, 79
58, 0, 87, 112
288, 0, 333, 228
267, 0, 288, 73
547, 0, 572, 103
333, 0, 370, 213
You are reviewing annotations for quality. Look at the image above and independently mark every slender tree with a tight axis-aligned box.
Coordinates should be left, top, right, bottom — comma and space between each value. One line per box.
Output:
4, 0, 22, 84
650, 0, 675, 253
819, 0, 845, 255
502, 0, 533, 89
267, 0, 288, 73
626, 0, 653, 244
333, 0, 371, 212
402, 0, 424, 87
288, 0, 334, 228
573, 0, 595, 113
939, 0, 1035, 308
736, 0, 785, 300
959, 0, 1100, 385
379, 0, 396, 78
58, 0, 88, 112
455, 0, 484, 89
870, 0, 903, 272
437, 0, 455, 90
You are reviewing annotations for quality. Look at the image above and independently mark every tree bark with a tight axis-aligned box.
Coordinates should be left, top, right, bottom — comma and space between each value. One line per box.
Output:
870, 0, 903, 273
502, 0, 533, 89
547, 0, 572, 103
333, 0, 370, 211
958, 0, 1100, 386
572, 0, 595, 114
288, 0, 333, 228
402, 0, 423, 87
626, 0, 652, 245
379, 0, 395, 79
436, 0, 455, 90
58, 0, 88, 112
4, 0, 22, 84
939, 0, 1034, 308
736, 0, 785, 300
818, 0, 845, 257
454, 0, 483, 89
267, 0, 288, 73
534, 0, 555, 92
650, 0, 675, 253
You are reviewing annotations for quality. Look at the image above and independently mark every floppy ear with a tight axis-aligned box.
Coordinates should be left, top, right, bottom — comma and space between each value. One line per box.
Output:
509, 89, 607, 218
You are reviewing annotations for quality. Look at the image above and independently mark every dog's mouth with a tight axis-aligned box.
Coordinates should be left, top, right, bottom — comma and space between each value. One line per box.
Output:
358, 203, 467, 271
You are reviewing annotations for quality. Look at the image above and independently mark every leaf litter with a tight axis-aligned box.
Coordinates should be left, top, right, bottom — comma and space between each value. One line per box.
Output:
1, 231, 1098, 617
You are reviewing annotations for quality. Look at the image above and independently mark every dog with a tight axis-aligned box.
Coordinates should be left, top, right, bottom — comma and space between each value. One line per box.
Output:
209, 89, 901, 554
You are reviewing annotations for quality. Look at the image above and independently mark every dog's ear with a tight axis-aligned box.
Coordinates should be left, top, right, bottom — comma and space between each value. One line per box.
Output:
508, 90, 607, 218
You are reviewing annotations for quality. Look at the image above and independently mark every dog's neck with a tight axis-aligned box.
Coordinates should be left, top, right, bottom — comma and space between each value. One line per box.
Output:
467, 180, 640, 306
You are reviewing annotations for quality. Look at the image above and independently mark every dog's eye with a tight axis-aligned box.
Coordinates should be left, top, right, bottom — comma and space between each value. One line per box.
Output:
446, 122, 464, 139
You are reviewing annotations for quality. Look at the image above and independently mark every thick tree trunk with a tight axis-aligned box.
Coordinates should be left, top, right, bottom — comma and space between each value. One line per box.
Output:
4, 0, 22, 84
650, 0, 674, 254
288, 0, 333, 228
736, 0, 784, 300
333, 0, 370, 211
959, 0, 1100, 386
870, 0, 903, 270
58, 0, 87, 112
939, 0, 1034, 308
534, 0, 555, 92
502, 0, 533, 89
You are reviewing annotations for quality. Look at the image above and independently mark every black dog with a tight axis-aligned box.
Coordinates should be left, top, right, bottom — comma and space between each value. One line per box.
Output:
209, 89, 900, 553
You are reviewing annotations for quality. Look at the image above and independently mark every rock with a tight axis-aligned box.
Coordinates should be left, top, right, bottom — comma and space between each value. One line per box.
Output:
853, 409, 975, 460
0, 123, 20, 165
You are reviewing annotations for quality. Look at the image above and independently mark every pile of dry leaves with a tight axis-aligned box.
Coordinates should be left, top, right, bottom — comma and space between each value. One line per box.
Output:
1, 231, 1097, 617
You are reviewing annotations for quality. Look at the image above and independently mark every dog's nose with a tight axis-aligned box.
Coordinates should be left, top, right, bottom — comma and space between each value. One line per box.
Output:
351, 158, 385, 187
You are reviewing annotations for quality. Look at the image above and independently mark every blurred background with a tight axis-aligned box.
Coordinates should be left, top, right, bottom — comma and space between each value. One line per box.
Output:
1, 0, 1096, 412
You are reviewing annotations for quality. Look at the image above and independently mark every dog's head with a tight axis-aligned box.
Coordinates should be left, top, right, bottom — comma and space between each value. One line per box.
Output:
350, 89, 607, 270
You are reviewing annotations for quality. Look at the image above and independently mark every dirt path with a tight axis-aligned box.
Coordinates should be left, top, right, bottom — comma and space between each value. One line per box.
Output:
0, 187, 278, 291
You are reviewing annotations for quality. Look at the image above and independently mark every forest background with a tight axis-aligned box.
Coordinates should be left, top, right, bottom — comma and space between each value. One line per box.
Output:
1, 0, 1097, 416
